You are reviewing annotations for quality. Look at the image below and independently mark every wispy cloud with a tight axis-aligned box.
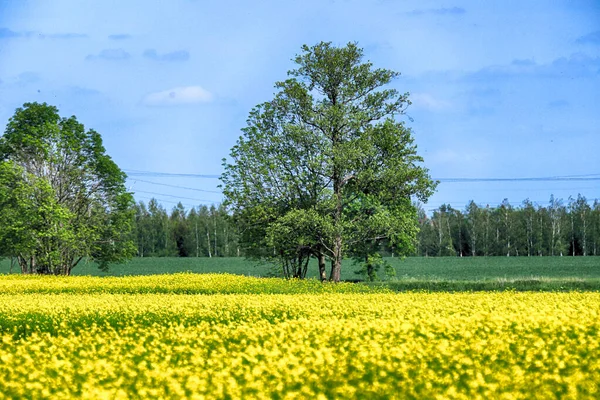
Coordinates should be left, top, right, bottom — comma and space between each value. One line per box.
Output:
142, 86, 213, 106
40, 33, 88, 39
0, 27, 87, 39
85, 48, 131, 61
462, 87, 502, 116
463, 53, 600, 81
109, 34, 132, 40
0, 71, 41, 87
143, 49, 190, 62
407, 7, 466, 16
547, 99, 569, 109
0, 27, 24, 38
511, 59, 536, 66
576, 30, 600, 45
15, 71, 41, 85
410, 93, 451, 110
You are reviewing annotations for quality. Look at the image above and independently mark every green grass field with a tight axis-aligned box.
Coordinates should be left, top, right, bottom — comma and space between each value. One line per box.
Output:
1, 256, 599, 283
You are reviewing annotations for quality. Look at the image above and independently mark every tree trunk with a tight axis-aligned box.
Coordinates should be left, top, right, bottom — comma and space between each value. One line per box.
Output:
456, 218, 462, 257
195, 221, 199, 258
330, 235, 342, 282
206, 229, 212, 258
571, 213, 575, 256
437, 221, 443, 257
214, 216, 218, 257
318, 252, 327, 282
165, 219, 169, 255
330, 154, 343, 282
18, 255, 27, 274
582, 209, 587, 256
484, 212, 489, 257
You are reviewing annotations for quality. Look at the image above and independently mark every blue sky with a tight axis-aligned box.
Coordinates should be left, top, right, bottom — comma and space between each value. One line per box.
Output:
0, 0, 599, 212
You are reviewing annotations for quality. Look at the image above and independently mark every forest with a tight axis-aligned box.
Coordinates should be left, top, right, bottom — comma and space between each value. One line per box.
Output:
133, 194, 600, 258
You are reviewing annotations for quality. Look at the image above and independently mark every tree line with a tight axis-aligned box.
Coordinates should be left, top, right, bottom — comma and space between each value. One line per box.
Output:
133, 200, 240, 258
416, 195, 600, 257
132, 193, 600, 262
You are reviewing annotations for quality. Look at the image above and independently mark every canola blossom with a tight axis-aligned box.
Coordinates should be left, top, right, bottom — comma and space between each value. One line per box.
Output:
0, 274, 598, 399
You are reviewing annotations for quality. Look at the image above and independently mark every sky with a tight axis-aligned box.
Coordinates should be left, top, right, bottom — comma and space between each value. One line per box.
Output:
0, 0, 599, 213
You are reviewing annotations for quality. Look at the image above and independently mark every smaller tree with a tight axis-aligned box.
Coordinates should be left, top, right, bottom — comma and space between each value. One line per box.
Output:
416, 210, 438, 257
266, 209, 333, 279
548, 195, 567, 256
170, 203, 190, 257
465, 201, 480, 257
347, 195, 415, 281
0, 102, 135, 274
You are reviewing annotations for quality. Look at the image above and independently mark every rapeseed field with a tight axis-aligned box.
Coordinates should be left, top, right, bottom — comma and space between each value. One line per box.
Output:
0, 273, 598, 399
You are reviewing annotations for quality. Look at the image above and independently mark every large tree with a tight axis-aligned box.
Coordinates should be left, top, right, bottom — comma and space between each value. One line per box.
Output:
0, 102, 135, 274
221, 42, 436, 281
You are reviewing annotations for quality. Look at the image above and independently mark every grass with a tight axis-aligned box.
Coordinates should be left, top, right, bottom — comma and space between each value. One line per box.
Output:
367, 277, 600, 292
386, 256, 600, 280
1, 256, 599, 291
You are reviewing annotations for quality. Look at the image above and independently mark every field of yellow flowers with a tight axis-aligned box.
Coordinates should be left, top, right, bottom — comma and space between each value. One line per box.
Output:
0, 273, 599, 399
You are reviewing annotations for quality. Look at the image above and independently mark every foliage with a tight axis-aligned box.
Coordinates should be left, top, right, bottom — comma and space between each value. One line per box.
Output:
265, 208, 334, 278
128, 191, 600, 265
0, 276, 598, 398
0, 102, 135, 274
222, 42, 436, 281
416, 194, 600, 257
133, 201, 239, 258
354, 252, 395, 281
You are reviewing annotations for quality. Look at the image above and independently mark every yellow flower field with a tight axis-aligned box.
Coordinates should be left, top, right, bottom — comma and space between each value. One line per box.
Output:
0, 274, 598, 399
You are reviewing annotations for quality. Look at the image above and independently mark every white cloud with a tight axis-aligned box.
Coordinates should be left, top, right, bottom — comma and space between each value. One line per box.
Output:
142, 86, 213, 106
410, 93, 451, 110
85, 48, 130, 61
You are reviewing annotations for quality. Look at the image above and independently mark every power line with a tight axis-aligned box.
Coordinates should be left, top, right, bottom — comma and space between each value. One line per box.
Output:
445, 186, 600, 192
124, 169, 220, 179
127, 178, 222, 194
436, 176, 600, 183
553, 173, 600, 178
134, 190, 216, 203
124, 168, 600, 183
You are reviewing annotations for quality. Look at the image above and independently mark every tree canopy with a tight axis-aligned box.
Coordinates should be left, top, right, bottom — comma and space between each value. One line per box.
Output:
221, 42, 436, 282
0, 102, 135, 274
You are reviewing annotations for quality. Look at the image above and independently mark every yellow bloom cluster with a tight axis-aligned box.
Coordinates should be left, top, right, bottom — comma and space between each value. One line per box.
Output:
0, 273, 376, 295
0, 274, 598, 399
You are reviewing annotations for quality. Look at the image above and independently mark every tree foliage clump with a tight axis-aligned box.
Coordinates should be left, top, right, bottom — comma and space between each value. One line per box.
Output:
0, 102, 135, 274
133, 201, 239, 258
416, 194, 600, 258
221, 42, 436, 281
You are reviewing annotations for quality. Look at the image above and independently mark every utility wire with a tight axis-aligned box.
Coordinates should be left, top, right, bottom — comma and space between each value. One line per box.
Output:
125, 168, 600, 183
135, 190, 216, 203
127, 178, 221, 194
124, 169, 220, 179
436, 176, 600, 183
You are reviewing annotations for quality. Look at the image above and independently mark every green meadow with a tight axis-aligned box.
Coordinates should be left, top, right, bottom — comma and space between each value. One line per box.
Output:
2, 256, 599, 291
